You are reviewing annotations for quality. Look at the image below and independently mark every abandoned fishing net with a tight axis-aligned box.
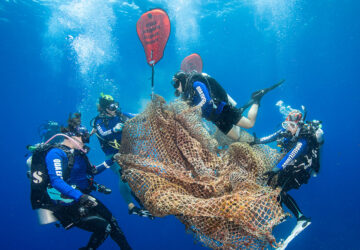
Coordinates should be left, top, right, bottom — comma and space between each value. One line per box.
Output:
114, 95, 286, 249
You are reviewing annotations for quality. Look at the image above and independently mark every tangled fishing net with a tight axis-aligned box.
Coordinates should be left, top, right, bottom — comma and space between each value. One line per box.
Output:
114, 95, 286, 249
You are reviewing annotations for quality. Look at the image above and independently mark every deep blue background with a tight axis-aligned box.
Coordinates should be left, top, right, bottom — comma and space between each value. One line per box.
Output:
0, 0, 359, 249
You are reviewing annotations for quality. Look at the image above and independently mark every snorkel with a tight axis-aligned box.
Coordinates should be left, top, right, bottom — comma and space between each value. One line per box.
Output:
301, 105, 307, 123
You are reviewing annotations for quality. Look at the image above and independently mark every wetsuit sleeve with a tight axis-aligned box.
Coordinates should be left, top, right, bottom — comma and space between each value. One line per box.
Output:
276, 138, 307, 170
46, 149, 83, 201
193, 81, 212, 108
95, 119, 119, 140
89, 159, 113, 175
122, 112, 136, 119
257, 129, 284, 144
192, 81, 215, 119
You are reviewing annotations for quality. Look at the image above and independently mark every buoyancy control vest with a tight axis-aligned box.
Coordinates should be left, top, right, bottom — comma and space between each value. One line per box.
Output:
30, 144, 75, 209
297, 120, 324, 173
91, 111, 130, 151
184, 72, 229, 106
277, 121, 324, 190
91, 110, 129, 129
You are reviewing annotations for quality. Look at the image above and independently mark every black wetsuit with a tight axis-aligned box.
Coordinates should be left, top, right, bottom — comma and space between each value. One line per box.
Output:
256, 125, 322, 220
53, 200, 131, 250
42, 146, 131, 249
182, 72, 243, 134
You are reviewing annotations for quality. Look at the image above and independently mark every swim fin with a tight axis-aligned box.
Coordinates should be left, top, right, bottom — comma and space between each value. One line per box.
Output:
239, 79, 285, 112
264, 79, 285, 93
276, 218, 311, 250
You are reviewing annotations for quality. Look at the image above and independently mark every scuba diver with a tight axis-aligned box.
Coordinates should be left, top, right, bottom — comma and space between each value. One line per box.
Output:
251, 108, 324, 249
26, 121, 63, 177
28, 121, 62, 152
91, 93, 153, 219
171, 71, 283, 140
38, 120, 62, 143
30, 113, 132, 250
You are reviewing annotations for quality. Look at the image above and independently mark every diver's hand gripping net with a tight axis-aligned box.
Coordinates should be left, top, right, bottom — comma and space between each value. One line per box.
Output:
114, 95, 286, 249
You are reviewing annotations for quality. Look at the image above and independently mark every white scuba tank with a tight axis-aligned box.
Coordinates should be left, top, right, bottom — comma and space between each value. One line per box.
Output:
227, 94, 237, 107
36, 208, 58, 225
315, 128, 324, 144
312, 121, 324, 177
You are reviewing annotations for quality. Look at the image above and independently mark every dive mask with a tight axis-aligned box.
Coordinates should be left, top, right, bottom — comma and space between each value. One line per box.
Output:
76, 125, 90, 144
107, 102, 119, 112
282, 121, 298, 130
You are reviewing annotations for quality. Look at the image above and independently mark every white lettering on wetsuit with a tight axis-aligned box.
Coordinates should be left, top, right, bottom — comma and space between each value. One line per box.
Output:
97, 124, 113, 136
281, 142, 303, 169
195, 86, 207, 107
53, 159, 63, 178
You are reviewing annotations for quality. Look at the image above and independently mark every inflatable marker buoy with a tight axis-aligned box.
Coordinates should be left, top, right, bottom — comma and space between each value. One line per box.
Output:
181, 53, 203, 73
137, 8, 170, 66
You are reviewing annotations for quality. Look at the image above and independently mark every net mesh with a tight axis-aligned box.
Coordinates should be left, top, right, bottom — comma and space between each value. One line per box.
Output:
115, 95, 286, 249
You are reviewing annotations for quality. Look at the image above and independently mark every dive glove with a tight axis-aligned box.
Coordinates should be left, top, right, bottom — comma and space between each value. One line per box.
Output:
113, 123, 124, 133
79, 194, 98, 208
249, 133, 260, 146
129, 206, 154, 220
263, 168, 281, 185
97, 184, 112, 194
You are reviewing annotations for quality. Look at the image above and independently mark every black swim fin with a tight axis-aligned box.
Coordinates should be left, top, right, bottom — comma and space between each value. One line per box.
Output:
240, 79, 285, 111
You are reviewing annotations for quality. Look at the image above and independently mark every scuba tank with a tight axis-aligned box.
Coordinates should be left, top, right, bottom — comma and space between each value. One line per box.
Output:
312, 120, 324, 144
30, 143, 62, 225
301, 120, 324, 145
227, 94, 237, 107
300, 119, 324, 176
36, 208, 58, 225
28, 134, 77, 225
185, 72, 229, 106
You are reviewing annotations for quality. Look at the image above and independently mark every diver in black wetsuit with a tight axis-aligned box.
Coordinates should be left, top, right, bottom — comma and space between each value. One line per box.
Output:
251, 109, 324, 228
30, 113, 132, 250
171, 71, 282, 140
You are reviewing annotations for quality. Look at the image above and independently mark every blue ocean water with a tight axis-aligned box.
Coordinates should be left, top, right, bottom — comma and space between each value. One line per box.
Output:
1, 0, 359, 249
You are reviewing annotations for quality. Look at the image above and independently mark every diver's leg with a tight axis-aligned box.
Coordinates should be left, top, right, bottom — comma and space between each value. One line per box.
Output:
110, 160, 134, 208
280, 191, 304, 220
215, 105, 242, 139
226, 126, 241, 140
92, 201, 132, 250
235, 104, 259, 129
277, 191, 311, 249
108, 156, 153, 218
76, 215, 111, 249
109, 216, 132, 250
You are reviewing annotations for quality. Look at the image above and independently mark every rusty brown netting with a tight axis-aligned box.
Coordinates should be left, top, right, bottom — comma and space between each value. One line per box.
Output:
114, 95, 286, 249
